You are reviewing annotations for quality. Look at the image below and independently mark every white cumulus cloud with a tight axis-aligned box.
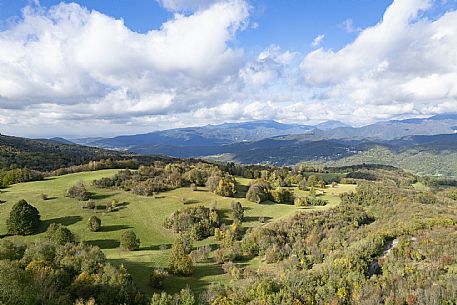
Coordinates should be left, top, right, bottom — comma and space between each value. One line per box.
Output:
300, 0, 457, 124
0, 0, 249, 135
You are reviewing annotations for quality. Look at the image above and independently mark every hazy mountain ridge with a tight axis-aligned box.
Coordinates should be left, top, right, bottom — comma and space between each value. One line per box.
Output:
73, 120, 320, 149
312, 114, 457, 140
17, 113, 457, 175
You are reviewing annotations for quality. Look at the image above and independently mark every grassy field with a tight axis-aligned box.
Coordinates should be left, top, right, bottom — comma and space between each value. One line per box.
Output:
0, 170, 355, 295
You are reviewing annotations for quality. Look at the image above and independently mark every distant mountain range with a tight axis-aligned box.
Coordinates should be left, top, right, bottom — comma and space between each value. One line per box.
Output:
37, 113, 457, 176
72, 120, 344, 149
311, 114, 457, 140
70, 114, 457, 153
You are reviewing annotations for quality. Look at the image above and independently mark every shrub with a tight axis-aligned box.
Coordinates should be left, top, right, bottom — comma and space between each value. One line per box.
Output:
82, 200, 96, 210
169, 233, 193, 276
190, 245, 211, 263
246, 180, 271, 203
6, 199, 41, 235
41, 193, 49, 200
270, 187, 293, 203
205, 175, 221, 193
215, 177, 236, 197
0, 240, 25, 260
67, 182, 90, 201
150, 268, 168, 289
92, 177, 114, 188
307, 175, 319, 187
231, 201, 244, 222
298, 178, 308, 191
45, 223, 74, 245
120, 230, 140, 251
88, 216, 101, 232
222, 261, 241, 279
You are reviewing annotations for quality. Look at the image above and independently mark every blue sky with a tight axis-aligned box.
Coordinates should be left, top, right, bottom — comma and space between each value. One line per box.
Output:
0, 0, 456, 137
1, 0, 394, 52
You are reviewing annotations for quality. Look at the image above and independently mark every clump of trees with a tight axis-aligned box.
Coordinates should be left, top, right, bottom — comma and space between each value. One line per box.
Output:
149, 288, 195, 305
66, 182, 90, 201
0, 240, 143, 305
6, 199, 41, 235
294, 195, 328, 207
0, 168, 43, 188
163, 206, 220, 240
246, 179, 294, 204
205, 175, 237, 197
88, 216, 101, 232
92, 162, 238, 199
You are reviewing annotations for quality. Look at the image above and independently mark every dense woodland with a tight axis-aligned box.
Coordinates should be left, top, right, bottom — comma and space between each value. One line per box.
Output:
1, 142, 457, 304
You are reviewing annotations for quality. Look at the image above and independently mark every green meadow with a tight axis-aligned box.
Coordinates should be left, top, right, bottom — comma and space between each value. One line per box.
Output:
0, 169, 355, 295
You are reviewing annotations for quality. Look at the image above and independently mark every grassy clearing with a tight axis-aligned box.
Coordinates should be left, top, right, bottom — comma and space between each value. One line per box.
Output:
411, 181, 430, 191
0, 170, 355, 295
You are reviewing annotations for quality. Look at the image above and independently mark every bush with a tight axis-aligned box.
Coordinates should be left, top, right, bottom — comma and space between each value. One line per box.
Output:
205, 176, 221, 193
6, 199, 41, 235
215, 177, 236, 197
120, 230, 140, 251
231, 201, 244, 222
270, 187, 293, 203
67, 182, 90, 201
88, 216, 101, 232
307, 175, 319, 187
0, 240, 25, 260
41, 193, 49, 200
150, 268, 168, 289
190, 245, 211, 263
169, 233, 193, 276
246, 180, 270, 203
92, 177, 114, 188
298, 178, 308, 191
45, 223, 74, 245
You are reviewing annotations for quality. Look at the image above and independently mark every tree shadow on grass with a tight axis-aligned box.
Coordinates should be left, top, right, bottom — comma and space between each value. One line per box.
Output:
40, 215, 83, 232
243, 216, 273, 223
164, 264, 226, 294
234, 183, 249, 198
116, 201, 129, 207
43, 196, 58, 200
85, 239, 120, 249
90, 192, 117, 200
100, 224, 132, 232
140, 243, 172, 251
182, 199, 199, 205
218, 209, 233, 225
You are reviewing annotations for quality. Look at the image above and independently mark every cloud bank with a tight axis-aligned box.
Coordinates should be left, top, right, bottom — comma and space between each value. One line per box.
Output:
0, 0, 456, 136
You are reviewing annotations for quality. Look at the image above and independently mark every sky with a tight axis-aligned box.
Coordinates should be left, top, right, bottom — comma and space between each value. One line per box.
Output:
0, 0, 456, 138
